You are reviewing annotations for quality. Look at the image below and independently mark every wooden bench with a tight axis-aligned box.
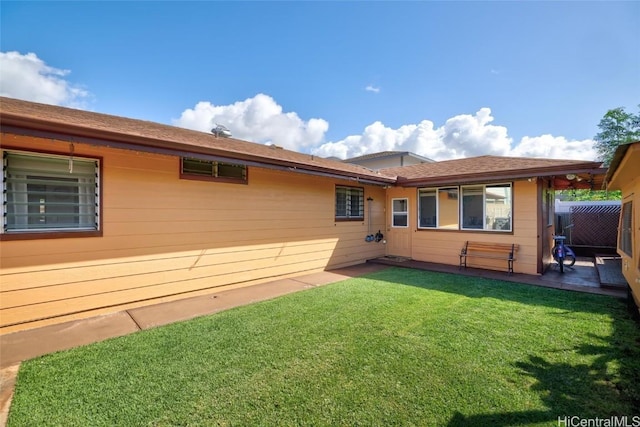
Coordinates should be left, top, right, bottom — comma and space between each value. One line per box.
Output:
459, 241, 518, 275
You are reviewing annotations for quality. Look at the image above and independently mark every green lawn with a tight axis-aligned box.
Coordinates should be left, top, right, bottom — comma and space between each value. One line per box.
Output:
8, 268, 640, 426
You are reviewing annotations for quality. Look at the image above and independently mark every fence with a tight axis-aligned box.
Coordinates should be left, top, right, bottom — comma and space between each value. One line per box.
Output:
555, 201, 621, 249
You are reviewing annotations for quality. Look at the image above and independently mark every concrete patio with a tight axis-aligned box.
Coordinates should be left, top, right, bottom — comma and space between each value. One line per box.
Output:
368, 255, 627, 298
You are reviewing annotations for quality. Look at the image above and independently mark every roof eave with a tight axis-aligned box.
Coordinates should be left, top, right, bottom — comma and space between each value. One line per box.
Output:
1, 115, 396, 185
396, 166, 606, 187
604, 141, 638, 187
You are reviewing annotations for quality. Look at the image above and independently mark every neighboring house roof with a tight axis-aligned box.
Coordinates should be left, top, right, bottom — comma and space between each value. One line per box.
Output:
382, 155, 606, 188
0, 97, 396, 185
345, 151, 435, 163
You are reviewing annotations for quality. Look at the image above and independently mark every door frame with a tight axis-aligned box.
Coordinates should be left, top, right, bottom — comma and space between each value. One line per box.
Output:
386, 192, 413, 258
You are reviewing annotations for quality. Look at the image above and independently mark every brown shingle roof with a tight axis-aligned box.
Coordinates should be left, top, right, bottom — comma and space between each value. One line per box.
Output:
0, 97, 396, 184
0, 97, 607, 188
382, 155, 605, 187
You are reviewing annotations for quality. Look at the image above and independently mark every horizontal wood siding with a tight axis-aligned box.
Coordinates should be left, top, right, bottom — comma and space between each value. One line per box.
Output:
0, 136, 386, 332
409, 181, 539, 275
613, 145, 640, 307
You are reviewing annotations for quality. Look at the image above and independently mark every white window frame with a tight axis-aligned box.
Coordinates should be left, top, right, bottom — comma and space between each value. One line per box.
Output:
460, 183, 512, 232
1, 149, 101, 237
392, 198, 409, 228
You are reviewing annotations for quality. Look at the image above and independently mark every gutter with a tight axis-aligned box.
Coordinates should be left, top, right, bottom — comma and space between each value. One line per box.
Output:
0, 121, 396, 186
396, 167, 606, 187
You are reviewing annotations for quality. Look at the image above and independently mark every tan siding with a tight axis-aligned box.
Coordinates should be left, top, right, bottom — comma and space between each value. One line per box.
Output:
2, 258, 332, 327
408, 180, 539, 275
2, 240, 341, 293
1, 136, 386, 332
612, 145, 640, 307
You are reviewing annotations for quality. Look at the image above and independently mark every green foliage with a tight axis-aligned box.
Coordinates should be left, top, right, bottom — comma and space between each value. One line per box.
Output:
8, 269, 640, 426
558, 189, 622, 201
594, 106, 640, 166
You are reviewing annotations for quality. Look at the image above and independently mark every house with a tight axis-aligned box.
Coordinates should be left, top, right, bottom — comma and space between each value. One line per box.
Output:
0, 97, 606, 333
605, 141, 640, 313
344, 151, 434, 170
380, 156, 605, 275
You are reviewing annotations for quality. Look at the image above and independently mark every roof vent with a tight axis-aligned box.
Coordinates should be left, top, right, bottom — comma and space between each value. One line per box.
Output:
211, 124, 232, 138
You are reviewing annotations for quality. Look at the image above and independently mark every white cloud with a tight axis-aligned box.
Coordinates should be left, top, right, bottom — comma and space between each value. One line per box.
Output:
313, 108, 597, 162
0, 51, 90, 107
313, 119, 455, 161
173, 94, 328, 151
0, 52, 597, 162
313, 108, 514, 161
510, 135, 597, 161
441, 108, 512, 157
175, 95, 597, 162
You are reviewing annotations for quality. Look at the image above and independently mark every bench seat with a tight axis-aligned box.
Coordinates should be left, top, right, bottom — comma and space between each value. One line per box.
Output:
459, 241, 518, 275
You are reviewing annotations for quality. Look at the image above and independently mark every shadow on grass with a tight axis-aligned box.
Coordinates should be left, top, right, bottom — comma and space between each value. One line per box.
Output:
367, 268, 640, 426
447, 338, 640, 426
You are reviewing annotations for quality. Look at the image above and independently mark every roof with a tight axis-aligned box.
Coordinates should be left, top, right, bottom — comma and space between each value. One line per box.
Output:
605, 141, 640, 190
0, 97, 607, 189
0, 97, 396, 185
382, 155, 606, 188
345, 151, 434, 163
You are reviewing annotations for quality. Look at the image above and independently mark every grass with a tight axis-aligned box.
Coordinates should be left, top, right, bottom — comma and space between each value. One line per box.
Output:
8, 267, 640, 426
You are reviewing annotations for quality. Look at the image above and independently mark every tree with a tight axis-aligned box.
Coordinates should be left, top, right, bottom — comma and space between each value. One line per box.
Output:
557, 189, 621, 201
594, 105, 640, 166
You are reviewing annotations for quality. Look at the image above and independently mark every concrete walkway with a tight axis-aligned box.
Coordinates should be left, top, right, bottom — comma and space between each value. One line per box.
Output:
0, 258, 627, 426
0, 263, 388, 426
0, 264, 387, 370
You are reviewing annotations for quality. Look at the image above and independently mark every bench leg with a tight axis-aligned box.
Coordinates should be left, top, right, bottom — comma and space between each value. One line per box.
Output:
508, 259, 513, 275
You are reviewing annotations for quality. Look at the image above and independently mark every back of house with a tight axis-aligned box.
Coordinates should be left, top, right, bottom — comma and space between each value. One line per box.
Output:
606, 141, 640, 314
0, 96, 610, 334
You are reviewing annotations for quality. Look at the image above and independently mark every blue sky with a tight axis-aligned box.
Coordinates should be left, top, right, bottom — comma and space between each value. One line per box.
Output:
1, 1, 638, 161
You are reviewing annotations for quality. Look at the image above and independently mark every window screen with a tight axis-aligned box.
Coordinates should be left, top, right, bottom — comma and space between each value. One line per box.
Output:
620, 201, 633, 257
181, 158, 247, 182
3, 151, 99, 232
335, 186, 364, 220
392, 198, 408, 227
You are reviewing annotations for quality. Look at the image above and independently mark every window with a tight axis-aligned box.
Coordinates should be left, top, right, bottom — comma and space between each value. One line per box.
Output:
180, 157, 247, 183
418, 189, 437, 228
461, 184, 512, 231
546, 190, 554, 227
392, 198, 408, 227
619, 201, 633, 257
335, 186, 364, 220
418, 187, 459, 229
417, 183, 512, 232
2, 150, 100, 234
462, 186, 484, 229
